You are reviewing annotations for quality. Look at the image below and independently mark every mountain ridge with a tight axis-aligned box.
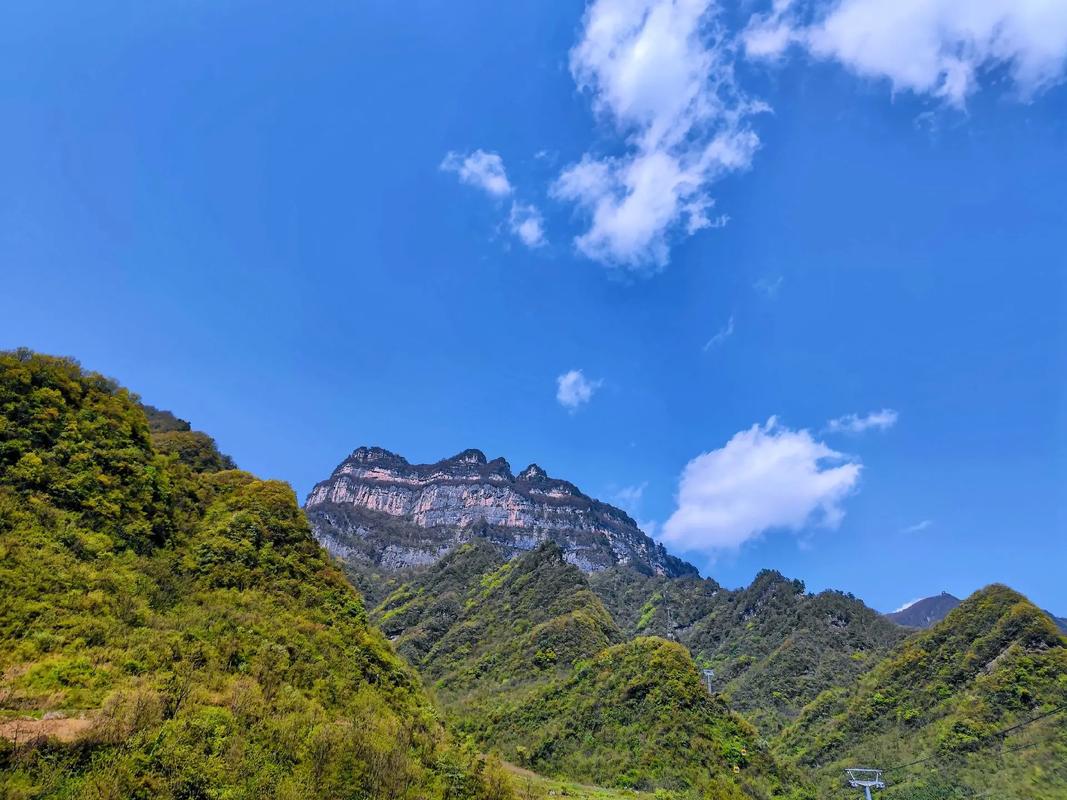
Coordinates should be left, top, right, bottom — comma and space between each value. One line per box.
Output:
304, 446, 697, 593
886, 591, 1067, 635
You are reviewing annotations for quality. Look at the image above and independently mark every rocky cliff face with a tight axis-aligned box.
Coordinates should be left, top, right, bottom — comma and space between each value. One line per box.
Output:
304, 446, 696, 578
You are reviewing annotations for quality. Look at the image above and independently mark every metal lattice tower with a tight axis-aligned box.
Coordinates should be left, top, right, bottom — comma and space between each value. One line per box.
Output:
845, 768, 885, 800
701, 668, 715, 694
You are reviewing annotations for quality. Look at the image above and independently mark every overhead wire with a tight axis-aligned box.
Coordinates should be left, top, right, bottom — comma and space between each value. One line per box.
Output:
879, 703, 1065, 774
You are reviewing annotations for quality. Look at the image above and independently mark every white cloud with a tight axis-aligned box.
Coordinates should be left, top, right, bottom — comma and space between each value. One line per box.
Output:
555, 0, 765, 270
892, 597, 923, 613
440, 149, 513, 197
612, 482, 648, 513
556, 369, 602, 410
901, 519, 933, 534
509, 202, 547, 248
442, 151, 547, 248
826, 408, 899, 435
703, 314, 735, 351
743, 0, 1067, 107
661, 417, 861, 552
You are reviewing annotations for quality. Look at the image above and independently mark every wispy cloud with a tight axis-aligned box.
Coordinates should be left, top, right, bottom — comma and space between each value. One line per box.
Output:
509, 202, 546, 248
612, 482, 648, 513
441, 149, 513, 197
892, 597, 923, 614
661, 417, 862, 553
743, 0, 1067, 107
901, 519, 933, 534
556, 369, 602, 411
442, 150, 547, 248
826, 408, 898, 435
703, 315, 735, 351
553, 0, 766, 271
754, 275, 784, 297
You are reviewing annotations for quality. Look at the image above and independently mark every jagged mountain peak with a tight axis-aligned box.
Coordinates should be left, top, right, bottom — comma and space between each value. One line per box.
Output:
444, 447, 489, 465
305, 445, 697, 581
517, 463, 548, 480
348, 445, 408, 465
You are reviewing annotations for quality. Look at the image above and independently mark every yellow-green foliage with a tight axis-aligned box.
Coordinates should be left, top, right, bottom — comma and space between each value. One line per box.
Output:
779, 585, 1067, 799
0, 350, 512, 800
375, 543, 809, 798
477, 637, 811, 799
376, 539, 621, 702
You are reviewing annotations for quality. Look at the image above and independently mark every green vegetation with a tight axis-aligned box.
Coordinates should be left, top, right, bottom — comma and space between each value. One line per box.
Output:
376, 540, 621, 720
502, 761, 661, 800
375, 544, 808, 798
589, 568, 906, 733
4, 349, 1061, 799
779, 585, 1067, 798
0, 350, 511, 799
480, 637, 809, 799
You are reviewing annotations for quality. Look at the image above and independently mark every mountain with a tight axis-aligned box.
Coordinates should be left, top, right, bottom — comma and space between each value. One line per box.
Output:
885, 592, 962, 628
0, 351, 509, 799
375, 540, 621, 711
479, 636, 810, 798
779, 585, 1067, 799
886, 591, 1067, 635
304, 446, 696, 602
589, 567, 908, 734
373, 542, 808, 797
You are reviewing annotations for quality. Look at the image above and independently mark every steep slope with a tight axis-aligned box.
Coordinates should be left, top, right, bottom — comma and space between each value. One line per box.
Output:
885, 593, 962, 628
142, 402, 237, 472
589, 567, 907, 733
375, 541, 621, 720
373, 543, 808, 797
479, 637, 810, 798
778, 585, 1067, 799
0, 351, 509, 799
304, 447, 695, 602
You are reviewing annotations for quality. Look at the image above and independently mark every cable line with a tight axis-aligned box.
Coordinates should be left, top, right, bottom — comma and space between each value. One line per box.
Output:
882, 703, 1065, 773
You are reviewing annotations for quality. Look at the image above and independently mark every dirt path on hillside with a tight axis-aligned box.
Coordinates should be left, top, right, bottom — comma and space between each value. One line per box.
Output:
0, 714, 93, 743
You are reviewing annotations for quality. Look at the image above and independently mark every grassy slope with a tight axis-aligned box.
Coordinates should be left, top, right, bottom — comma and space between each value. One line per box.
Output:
0, 351, 510, 800
502, 761, 659, 800
778, 585, 1067, 799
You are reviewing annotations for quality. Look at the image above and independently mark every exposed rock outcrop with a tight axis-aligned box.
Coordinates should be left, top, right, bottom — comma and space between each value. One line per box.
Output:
304, 446, 696, 578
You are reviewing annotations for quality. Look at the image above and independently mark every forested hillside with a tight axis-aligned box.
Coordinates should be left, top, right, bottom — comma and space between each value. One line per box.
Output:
374, 540, 809, 798
480, 637, 809, 799
589, 567, 907, 733
376, 540, 620, 714
3, 350, 1061, 800
0, 351, 510, 799
779, 586, 1067, 798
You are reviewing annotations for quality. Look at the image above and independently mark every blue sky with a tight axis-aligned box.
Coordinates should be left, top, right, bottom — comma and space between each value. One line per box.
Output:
2, 0, 1065, 614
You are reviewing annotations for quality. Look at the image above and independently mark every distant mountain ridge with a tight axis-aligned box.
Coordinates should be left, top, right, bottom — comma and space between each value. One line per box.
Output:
304, 446, 696, 589
886, 591, 1067, 634
885, 591, 962, 628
